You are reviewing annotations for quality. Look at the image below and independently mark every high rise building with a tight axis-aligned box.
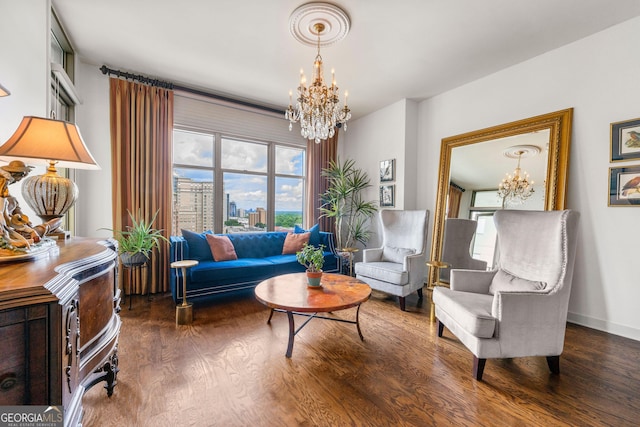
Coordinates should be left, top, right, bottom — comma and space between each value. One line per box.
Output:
172, 176, 214, 234
230, 201, 237, 217
257, 207, 266, 225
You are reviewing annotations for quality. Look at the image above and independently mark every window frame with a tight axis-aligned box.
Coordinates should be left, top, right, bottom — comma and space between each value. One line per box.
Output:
172, 126, 306, 234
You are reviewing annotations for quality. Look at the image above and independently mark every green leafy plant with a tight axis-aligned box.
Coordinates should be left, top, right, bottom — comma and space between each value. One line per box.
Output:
319, 158, 378, 250
102, 209, 168, 257
296, 243, 325, 273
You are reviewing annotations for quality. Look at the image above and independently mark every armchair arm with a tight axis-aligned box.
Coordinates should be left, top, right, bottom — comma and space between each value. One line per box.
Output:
362, 247, 383, 262
449, 269, 496, 293
491, 291, 568, 353
405, 253, 427, 286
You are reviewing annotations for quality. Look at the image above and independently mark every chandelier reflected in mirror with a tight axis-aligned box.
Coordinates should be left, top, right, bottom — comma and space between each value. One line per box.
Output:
498, 146, 538, 207
286, 3, 351, 144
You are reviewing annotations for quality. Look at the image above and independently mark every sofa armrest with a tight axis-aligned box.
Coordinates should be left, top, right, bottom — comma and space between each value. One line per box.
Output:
449, 269, 496, 294
170, 236, 188, 262
319, 231, 336, 253
362, 247, 383, 262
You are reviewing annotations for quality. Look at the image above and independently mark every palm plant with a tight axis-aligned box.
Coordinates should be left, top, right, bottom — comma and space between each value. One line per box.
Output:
102, 209, 168, 265
319, 158, 377, 250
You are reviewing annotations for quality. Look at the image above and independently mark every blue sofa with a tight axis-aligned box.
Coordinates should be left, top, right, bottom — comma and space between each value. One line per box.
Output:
169, 229, 340, 303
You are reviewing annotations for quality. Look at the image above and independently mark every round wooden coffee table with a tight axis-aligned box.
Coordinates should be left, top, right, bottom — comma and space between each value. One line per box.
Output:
254, 272, 371, 358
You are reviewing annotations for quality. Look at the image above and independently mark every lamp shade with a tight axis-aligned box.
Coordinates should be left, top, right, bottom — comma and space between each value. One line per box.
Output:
0, 116, 100, 170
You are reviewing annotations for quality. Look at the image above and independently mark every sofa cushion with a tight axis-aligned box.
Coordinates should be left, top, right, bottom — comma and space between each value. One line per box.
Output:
489, 268, 546, 295
354, 261, 408, 285
282, 232, 310, 254
189, 258, 275, 284
433, 287, 496, 338
181, 229, 213, 261
294, 223, 320, 247
205, 234, 238, 261
381, 246, 416, 264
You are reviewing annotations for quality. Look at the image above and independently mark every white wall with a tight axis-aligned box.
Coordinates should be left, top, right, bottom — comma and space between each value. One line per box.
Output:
348, 17, 640, 340
0, 0, 50, 223
74, 59, 113, 237
343, 99, 418, 250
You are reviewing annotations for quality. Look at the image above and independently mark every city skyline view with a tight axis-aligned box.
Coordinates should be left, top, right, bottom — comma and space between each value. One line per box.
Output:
173, 130, 305, 212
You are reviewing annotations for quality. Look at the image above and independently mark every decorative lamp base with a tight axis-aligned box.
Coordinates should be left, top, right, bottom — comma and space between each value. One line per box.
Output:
176, 303, 193, 325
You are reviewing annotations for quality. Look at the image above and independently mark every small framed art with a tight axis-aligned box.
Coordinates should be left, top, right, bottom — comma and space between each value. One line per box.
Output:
609, 165, 640, 206
380, 159, 395, 182
611, 117, 640, 162
380, 184, 395, 207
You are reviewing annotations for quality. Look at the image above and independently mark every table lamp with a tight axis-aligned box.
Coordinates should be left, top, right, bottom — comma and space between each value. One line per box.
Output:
0, 116, 100, 237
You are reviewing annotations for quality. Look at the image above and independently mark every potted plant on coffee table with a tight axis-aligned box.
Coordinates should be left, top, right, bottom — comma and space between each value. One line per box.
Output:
104, 209, 169, 267
296, 243, 325, 287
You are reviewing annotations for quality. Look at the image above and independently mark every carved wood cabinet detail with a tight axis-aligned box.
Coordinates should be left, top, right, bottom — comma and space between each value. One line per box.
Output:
0, 238, 121, 426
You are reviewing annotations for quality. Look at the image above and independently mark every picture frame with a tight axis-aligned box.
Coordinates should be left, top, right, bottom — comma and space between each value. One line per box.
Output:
380, 159, 395, 182
609, 165, 640, 206
380, 184, 395, 207
610, 117, 640, 162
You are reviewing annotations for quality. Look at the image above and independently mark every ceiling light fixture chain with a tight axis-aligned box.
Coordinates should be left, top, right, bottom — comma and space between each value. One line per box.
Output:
286, 3, 351, 144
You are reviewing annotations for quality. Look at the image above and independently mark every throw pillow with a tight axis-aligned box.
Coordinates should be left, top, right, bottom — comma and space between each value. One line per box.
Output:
294, 223, 320, 247
205, 234, 238, 261
381, 246, 416, 264
489, 269, 546, 295
282, 232, 310, 255
181, 229, 214, 261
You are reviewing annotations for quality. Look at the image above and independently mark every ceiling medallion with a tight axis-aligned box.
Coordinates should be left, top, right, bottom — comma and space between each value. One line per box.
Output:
286, 3, 352, 143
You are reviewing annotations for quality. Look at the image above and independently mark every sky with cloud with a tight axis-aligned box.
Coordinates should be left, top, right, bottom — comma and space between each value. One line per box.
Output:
173, 130, 304, 212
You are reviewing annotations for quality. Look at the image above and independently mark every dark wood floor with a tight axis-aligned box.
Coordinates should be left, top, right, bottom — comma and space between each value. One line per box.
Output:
82, 288, 640, 427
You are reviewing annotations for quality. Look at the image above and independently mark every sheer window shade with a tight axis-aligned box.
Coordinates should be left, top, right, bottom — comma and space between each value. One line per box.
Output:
174, 92, 304, 146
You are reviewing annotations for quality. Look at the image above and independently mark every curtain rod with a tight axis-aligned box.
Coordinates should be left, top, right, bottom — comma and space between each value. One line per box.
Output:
450, 181, 466, 192
99, 65, 284, 115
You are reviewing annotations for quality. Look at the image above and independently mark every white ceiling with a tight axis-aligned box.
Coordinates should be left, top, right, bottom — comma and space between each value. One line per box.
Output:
52, 0, 640, 120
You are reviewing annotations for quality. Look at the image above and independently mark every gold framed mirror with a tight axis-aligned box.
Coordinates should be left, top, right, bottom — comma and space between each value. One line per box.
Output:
428, 108, 573, 286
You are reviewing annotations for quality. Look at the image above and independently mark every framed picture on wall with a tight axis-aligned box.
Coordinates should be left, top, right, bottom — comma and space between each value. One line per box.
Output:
380, 185, 395, 207
380, 159, 395, 182
609, 165, 640, 206
611, 117, 640, 162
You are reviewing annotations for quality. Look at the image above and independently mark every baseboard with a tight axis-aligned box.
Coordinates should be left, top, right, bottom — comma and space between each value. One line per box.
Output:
567, 312, 640, 342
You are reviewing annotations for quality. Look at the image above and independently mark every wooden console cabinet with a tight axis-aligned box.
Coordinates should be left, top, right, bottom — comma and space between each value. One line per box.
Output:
0, 238, 121, 426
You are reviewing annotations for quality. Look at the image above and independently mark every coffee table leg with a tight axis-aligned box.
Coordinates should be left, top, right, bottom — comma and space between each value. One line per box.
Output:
267, 308, 274, 324
286, 311, 295, 358
356, 304, 365, 341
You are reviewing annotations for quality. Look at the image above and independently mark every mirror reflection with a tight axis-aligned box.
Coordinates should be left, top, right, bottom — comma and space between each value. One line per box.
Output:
429, 109, 573, 287
448, 130, 549, 267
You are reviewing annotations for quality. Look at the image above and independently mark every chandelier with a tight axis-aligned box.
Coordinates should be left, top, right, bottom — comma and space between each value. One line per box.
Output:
497, 150, 535, 207
286, 22, 351, 144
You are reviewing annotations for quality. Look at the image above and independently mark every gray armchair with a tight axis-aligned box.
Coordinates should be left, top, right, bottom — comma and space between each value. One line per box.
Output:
432, 210, 580, 381
439, 218, 488, 283
354, 209, 429, 311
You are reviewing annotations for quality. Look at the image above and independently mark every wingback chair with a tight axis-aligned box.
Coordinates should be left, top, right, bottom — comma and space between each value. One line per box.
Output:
354, 209, 429, 311
439, 218, 488, 283
432, 209, 580, 381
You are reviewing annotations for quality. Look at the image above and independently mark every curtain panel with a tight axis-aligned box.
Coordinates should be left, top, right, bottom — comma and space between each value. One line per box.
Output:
109, 78, 174, 294
305, 133, 338, 232
448, 184, 463, 218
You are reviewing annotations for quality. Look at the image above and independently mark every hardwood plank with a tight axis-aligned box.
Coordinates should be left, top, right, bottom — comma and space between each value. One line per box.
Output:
82, 289, 640, 426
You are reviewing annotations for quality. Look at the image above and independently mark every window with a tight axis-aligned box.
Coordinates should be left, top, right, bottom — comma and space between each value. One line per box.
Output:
172, 130, 305, 235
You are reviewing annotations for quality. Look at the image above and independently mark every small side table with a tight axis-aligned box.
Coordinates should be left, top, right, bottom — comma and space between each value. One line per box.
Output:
339, 247, 359, 277
171, 260, 198, 325
426, 260, 450, 322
